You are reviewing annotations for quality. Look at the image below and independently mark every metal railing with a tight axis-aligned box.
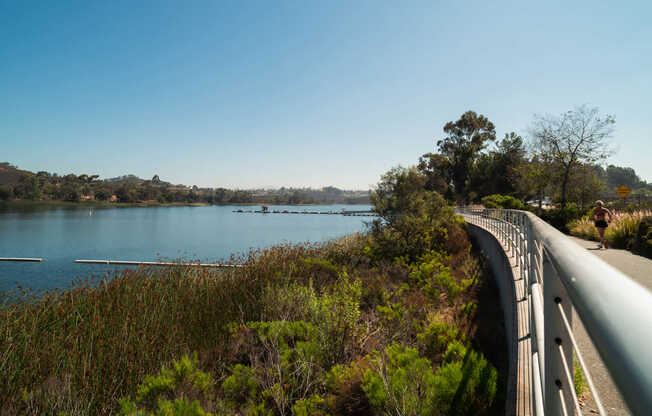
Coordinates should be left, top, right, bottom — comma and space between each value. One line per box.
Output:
456, 208, 652, 415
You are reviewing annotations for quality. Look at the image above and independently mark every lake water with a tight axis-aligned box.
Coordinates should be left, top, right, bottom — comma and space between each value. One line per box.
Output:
0, 205, 371, 292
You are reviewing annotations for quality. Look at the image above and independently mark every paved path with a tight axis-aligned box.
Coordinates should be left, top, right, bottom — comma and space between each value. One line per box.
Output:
568, 236, 652, 415
568, 237, 652, 292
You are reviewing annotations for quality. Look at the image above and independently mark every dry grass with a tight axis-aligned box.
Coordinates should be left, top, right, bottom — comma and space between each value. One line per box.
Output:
569, 210, 652, 248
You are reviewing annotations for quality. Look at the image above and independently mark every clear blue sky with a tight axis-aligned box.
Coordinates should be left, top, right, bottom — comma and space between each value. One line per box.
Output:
1, 0, 650, 189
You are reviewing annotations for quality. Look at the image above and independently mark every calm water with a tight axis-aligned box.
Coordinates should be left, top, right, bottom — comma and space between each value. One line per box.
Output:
0, 205, 370, 292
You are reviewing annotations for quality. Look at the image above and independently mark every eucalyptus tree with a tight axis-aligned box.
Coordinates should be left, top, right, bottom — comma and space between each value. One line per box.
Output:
436, 111, 496, 201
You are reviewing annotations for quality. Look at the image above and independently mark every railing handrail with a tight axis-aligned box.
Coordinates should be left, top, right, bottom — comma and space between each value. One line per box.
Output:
457, 207, 652, 415
524, 210, 652, 414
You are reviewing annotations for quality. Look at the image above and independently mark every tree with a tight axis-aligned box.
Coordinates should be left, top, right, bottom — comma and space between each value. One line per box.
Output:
14, 174, 40, 200
0, 185, 12, 200
468, 132, 526, 199
417, 153, 451, 196
516, 155, 554, 211
372, 166, 427, 220
530, 105, 615, 208
35, 171, 52, 187
494, 132, 526, 186
370, 166, 455, 260
94, 186, 112, 201
605, 165, 644, 191
115, 184, 137, 202
61, 182, 81, 202
214, 188, 229, 203
436, 111, 496, 200
566, 163, 605, 210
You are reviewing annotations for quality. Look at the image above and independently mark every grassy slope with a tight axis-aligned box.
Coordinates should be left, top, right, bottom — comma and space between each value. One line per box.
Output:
1, 229, 506, 415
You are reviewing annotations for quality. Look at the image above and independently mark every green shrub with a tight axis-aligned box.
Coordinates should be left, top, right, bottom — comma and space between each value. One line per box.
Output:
120, 397, 212, 416
119, 353, 216, 415
359, 342, 498, 416
221, 364, 259, 405
244, 320, 317, 351
417, 313, 466, 358
540, 203, 587, 233
308, 274, 363, 367
461, 301, 478, 317
291, 394, 330, 416
324, 358, 373, 414
261, 281, 318, 323
376, 300, 413, 343
362, 341, 498, 415
362, 343, 440, 415
630, 216, 652, 258
409, 251, 471, 304
432, 341, 498, 415
481, 194, 524, 210
261, 274, 362, 367
232, 320, 322, 414
370, 176, 459, 261
606, 215, 639, 249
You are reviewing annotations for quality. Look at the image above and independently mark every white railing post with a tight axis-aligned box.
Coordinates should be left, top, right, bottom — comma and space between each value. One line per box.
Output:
531, 282, 546, 402
510, 211, 515, 258
542, 250, 576, 414
526, 220, 533, 288
519, 215, 525, 282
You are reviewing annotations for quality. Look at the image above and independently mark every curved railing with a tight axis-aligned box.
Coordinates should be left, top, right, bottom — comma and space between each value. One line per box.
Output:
456, 208, 652, 415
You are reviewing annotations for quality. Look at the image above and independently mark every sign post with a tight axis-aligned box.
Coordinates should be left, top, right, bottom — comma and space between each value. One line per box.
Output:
615, 185, 631, 207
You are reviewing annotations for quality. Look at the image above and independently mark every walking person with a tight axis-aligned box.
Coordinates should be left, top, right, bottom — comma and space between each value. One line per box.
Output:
593, 200, 612, 249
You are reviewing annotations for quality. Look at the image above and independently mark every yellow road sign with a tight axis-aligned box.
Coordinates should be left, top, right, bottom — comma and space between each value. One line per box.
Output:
616, 185, 631, 198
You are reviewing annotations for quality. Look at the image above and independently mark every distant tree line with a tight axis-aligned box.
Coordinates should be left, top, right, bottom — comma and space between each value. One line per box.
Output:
0, 163, 370, 205
415, 106, 651, 210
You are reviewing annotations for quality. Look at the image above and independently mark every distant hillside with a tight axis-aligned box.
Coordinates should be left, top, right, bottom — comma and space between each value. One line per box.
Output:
104, 174, 145, 184
0, 162, 31, 186
105, 174, 172, 186
0, 163, 371, 205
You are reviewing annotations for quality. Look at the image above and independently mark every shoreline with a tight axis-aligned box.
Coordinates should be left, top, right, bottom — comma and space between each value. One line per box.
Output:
0, 200, 210, 210
0, 200, 370, 211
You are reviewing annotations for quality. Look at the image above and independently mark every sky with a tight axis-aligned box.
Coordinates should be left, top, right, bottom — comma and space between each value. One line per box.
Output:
1, 0, 651, 189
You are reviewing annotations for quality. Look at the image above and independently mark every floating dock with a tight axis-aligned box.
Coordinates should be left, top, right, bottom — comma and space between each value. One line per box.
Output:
75, 259, 242, 268
233, 209, 376, 217
0, 257, 43, 262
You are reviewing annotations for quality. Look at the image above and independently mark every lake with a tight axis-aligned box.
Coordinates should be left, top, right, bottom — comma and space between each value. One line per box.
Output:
0, 205, 371, 293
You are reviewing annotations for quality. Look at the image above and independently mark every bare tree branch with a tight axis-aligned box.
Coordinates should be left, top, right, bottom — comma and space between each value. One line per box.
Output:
529, 105, 615, 208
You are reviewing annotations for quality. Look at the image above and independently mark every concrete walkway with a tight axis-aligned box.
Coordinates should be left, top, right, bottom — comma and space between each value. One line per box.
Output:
568, 236, 652, 415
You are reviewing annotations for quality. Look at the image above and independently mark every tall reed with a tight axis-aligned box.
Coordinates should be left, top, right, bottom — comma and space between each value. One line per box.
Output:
0, 247, 297, 414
